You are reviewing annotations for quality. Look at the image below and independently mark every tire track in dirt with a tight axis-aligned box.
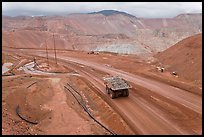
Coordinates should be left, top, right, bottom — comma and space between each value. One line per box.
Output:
52, 56, 200, 134
74, 69, 186, 134
59, 55, 201, 115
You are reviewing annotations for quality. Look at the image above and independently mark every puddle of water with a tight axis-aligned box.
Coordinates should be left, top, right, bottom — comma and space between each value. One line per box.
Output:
18, 61, 81, 76
17, 61, 43, 74
2, 62, 13, 74
70, 73, 81, 76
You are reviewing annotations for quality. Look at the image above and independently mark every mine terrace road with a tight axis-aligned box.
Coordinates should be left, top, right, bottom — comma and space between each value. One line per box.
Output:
16, 50, 202, 134
57, 55, 202, 114
46, 54, 201, 134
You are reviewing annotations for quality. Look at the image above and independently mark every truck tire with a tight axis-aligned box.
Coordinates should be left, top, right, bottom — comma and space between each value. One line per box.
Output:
106, 85, 110, 94
123, 90, 127, 96
123, 90, 129, 97
110, 90, 116, 99
126, 90, 129, 97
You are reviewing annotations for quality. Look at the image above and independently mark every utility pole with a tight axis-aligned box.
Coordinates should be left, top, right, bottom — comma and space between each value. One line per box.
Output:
53, 33, 57, 65
45, 39, 49, 67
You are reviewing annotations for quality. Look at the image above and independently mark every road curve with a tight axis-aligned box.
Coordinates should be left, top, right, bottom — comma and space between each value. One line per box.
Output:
59, 55, 201, 115
79, 69, 186, 134
48, 55, 200, 134
13, 50, 201, 134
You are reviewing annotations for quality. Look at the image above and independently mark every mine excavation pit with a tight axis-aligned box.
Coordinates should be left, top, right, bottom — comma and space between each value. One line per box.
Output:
2, 48, 202, 135
2, 5, 202, 135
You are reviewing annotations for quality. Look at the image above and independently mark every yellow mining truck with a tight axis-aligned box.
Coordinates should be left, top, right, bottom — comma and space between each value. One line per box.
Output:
104, 76, 131, 99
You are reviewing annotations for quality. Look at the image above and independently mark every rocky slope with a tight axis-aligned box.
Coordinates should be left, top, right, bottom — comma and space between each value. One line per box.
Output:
155, 33, 202, 82
2, 10, 202, 56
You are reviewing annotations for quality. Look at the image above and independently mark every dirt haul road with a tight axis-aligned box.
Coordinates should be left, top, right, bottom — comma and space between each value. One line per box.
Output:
4, 49, 202, 135
55, 55, 201, 135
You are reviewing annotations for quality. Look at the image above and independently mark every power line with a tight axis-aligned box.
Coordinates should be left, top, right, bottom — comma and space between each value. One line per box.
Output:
53, 33, 57, 65
45, 38, 49, 67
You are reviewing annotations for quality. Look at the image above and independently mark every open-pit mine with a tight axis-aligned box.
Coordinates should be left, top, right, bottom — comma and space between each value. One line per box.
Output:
2, 9, 202, 135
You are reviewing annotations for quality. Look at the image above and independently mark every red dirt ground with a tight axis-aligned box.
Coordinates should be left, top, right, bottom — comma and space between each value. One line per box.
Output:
2, 54, 134, 135
2, 12, 202, 135
2, 45, 202, 134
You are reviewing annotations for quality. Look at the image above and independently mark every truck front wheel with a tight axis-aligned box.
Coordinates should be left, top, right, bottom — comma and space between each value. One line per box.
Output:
106, 86, 110, 94
110, 90, 116, 99
126, 90, 129, 97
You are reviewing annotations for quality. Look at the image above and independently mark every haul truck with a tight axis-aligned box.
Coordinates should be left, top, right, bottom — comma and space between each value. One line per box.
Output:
104, 76, 131, 99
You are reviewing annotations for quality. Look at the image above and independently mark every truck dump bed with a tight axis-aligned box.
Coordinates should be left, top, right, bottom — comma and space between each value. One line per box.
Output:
104, 76, 131, 90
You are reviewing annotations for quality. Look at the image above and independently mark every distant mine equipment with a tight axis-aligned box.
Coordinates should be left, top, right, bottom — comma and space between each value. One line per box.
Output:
156, 67, 165, 72
87, 51, 99, 55
104, 76, 131, 99
171, 71, 178, 76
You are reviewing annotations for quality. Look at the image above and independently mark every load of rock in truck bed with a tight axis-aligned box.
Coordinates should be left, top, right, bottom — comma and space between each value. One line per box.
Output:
104, 76, 131, 99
